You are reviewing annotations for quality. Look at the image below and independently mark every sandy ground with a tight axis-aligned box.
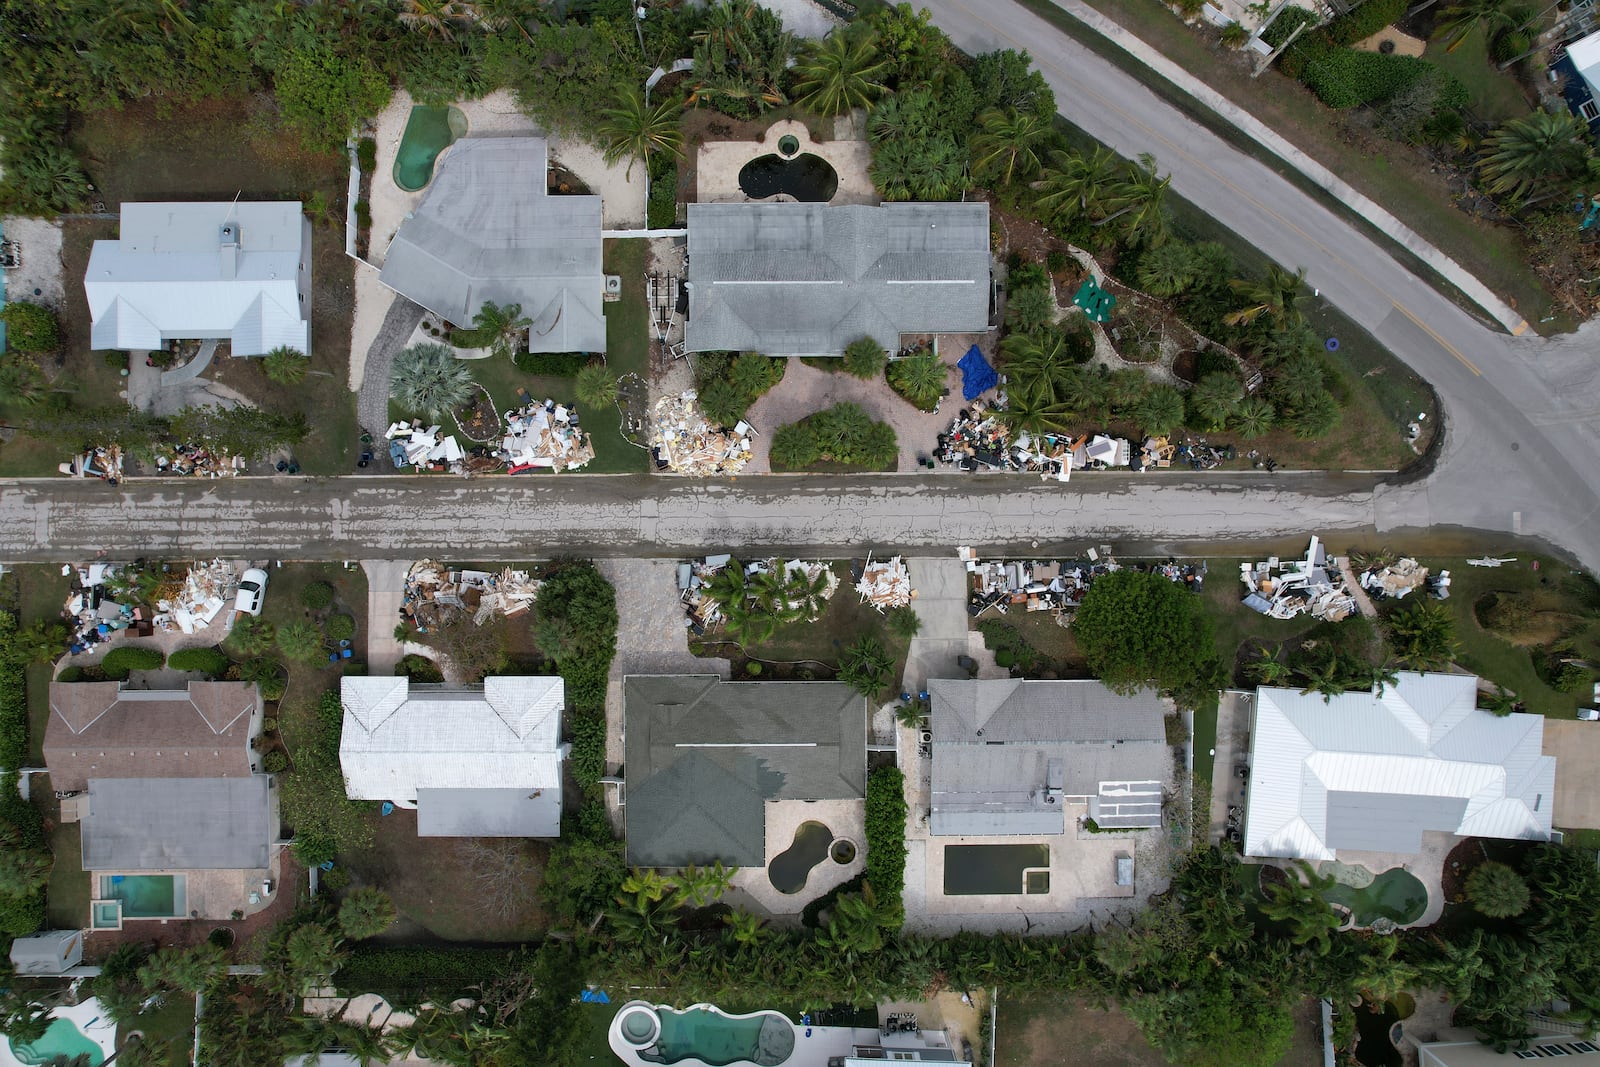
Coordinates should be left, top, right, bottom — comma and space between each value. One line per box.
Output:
347, 260, 393, 392
3, 216, 66, 309
759, 0, 846, 37
741, 348, 974, 472
696, 119, 876, 206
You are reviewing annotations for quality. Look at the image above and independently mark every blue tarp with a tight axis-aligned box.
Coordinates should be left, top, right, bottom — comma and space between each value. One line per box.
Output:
580, 990, 612, 1003
957, 345, 997, 401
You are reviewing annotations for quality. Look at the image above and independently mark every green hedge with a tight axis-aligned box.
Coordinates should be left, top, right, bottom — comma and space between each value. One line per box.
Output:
0, 771, 46, 937
569, 707, 605, 789
0, 627, 25, 771
1303, 50, 1447, 108
513, 351, 589, 375
336, 944, 527, 994
1327, 0, 1405, 45
648, 163, 679, 229
865, 767, 907, 917
99, 645, 165, 680
168, 647, 231, 676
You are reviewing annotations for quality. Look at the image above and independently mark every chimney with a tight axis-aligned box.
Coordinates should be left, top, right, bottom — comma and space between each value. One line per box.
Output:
219, 222, 239, 279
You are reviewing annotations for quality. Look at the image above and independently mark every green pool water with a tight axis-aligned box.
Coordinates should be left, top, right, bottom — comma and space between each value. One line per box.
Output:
9, 1018, 105, 1066
99, 873, 184, 918
393, 105, 468, 192
640, 1008, 794, 1067
1322, 868, 1429, 927
768, 821, 832, 894
943, 843, 1052, 896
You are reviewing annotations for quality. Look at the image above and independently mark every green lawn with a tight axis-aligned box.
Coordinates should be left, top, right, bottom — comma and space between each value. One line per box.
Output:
603, 239, 650, 379
118, 993, 196, 1067
579, 1002, 627, 1067
1017, 0, 1561, 330
1202, 555, 1321, 683
1424, 30, 1533, 123
45, 821, 91, 930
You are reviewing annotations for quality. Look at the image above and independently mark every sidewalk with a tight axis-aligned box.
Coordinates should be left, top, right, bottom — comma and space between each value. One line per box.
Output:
1047, 0, 1528, 336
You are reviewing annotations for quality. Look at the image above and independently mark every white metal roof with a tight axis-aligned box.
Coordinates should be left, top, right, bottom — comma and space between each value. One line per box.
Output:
1244, 672, 1554, 859
339, 676, 565, 809
1569, 30, 1600, 99
84, 202, 311, 355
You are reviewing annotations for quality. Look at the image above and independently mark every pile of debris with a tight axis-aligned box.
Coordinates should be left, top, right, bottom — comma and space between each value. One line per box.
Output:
501, 400, 594, 473
1355, 557, 1439, 600
937, 401, 1014, 471
1239, 536, 1358, 622
678, 555, 839, 633
63, 562, 152, 654
155, 558, 238, 635
651, 392, 752, 475
59, 447, 125, 483
1133, 437, 1235, 472
935, 403, 1133, 477
401, 560, 541, 630
386, 421, 466, 472
856, 555, 914, 611
153, 443, 246, 478
960, 547, 1205, 622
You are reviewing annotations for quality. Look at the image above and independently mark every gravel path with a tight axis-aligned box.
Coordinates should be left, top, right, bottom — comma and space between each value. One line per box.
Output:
357, 293, 425, 449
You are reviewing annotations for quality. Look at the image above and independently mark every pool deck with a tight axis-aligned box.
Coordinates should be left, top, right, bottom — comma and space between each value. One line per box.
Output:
0, 998, 117, 1067
695, 120, 876, 206
729, 798, 866, 916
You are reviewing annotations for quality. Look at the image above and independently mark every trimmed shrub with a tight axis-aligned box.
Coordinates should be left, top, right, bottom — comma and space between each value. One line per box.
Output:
262, 750, 290, 773
1261, 5, 1319, 47
300, 581, 336, 612
325, 614, 356, 642
865, 767, 908, 918
169, 647, 231, 676
648, 164, 679, 228
398, 654, 444, 683
842, 337, 889, 379
356, 137, 377, 172
336, 944, 526, 995
0, 302, 61, 353
513, 351, 588, 375
100, 645, 165, 680
1304, 51, 1445, 109
0, 621, 25, 771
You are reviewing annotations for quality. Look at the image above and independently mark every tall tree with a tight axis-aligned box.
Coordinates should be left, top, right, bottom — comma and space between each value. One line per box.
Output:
338, 886, 398, 941
1072, 569, 1216, 694
792, 25, 887, 116
1384, 599, 1460, 671
471, 300, 531, 360
971, 107, 1052, 187
1034, 146, 1121, 227
390, 342, 475, 420
1432, 0, 1528, 51
598, 86, 685, 182
1466, 860, 1531, 918
1477, 110, 1594, 203
1225, 264, 1307, 332
1097, 152, 1171, 248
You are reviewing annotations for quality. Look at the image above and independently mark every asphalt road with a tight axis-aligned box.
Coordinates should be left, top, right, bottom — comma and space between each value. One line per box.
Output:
0, 474, 1380, 561
921, 0, 1600, 573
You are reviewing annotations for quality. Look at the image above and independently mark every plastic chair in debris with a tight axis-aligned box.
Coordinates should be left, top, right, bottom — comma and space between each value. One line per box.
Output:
957, 345, 998, 401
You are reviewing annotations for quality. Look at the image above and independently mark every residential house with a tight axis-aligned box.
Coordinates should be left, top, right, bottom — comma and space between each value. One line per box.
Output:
622, 676, 866, 868
927, 679, 1170, 837
339, 675, 566, 837
684, 201, 992, 355
1557, 30, 1600, 132
84, 201, 311, 356
378, 136, 607, 353
43, 680, 279, 923
1417, 1027, 1600, 1064
1244, 672, 1555, 861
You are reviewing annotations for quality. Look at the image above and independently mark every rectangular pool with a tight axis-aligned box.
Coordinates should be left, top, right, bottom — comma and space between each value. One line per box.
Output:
943, 844, 1051, 895
98, 874, 186, 918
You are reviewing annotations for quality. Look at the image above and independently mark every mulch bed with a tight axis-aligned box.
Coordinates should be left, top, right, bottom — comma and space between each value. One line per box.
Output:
1440, 837, 1489, 907
452, 383, 499, 443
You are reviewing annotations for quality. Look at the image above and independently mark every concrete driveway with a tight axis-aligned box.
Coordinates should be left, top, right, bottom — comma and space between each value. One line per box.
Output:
903, 558, 973, 693
1544, 719, 1600, 830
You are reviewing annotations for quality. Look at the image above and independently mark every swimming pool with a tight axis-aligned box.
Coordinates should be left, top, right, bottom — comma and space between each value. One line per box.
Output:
943, 843, 1051, 896
7, 1019, 105, 1067
612, 1003, 795, 1067
98, 873, 186, 918
737, 153, 838, 202
768, 821, 832, 894
1321, 868, 1428, 927
393, 105, 468, 192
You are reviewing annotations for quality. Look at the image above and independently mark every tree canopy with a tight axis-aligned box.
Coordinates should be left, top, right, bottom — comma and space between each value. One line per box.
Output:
1072, 569, 1216, 696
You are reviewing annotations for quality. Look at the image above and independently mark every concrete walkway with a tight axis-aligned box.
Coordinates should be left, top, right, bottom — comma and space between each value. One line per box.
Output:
160, 338, 218, 386
1037, 0, 1526, 334
362, 559, 410, 675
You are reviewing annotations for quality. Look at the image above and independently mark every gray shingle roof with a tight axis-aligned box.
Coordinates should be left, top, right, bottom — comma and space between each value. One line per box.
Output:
622, 676, 866, 868
378, 137, 606, 353
928, 680, 1169, 836
82, 776, 272, 870
685, 202, 991, 355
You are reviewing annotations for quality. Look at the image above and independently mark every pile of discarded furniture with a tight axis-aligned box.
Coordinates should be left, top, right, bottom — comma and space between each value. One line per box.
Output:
501, 399, 594, 473
59, 446, 125, 483
153, 443, 245, 478
63, 563, 152, 654
1356, 556, 1450, 600
651, 392, 753, 475
386, 421, 466, 473
961, 546, 1204, 623
400, 560, 540, 631
935, 402, 1133, 477
155, 558, 238, 635
1239, 536, 1358, 621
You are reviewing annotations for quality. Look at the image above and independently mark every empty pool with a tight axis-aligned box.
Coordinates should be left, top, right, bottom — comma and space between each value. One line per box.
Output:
737, 153, 838, 202
393, 105, 468, 192
98, 873, 185, 918
943, 844, 1051, 896
768, 821, 832, 894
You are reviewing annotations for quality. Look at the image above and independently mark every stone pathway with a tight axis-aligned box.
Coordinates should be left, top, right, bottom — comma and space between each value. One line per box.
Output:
160, 338, 218, 386
356, 294, 425, 448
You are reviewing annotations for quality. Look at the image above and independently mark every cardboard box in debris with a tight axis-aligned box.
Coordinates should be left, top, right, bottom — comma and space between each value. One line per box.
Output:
961, 546, 1204, 623
679, 556, 840, 632
402, 560, 542, 628
652, 392, 753, 476
937, 402, 1237, 477
387, 398, 595, 475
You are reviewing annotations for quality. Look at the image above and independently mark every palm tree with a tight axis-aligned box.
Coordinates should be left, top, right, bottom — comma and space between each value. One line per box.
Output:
1133, 382, 1185, 435
869, 137, 964, 202
338, 887, 398, 941
618, 867, 674, 909
1479, 684, 1517, 716
396, 0, 467, 41
598, 86, 685, 182
671, 861, 735, 908
724, 908, 767, 947
886, 604, 921, 640
1432, 0, 1528, 51
1270, 354, 1327, 407
1247, 645, 1293, 685
1105, 368, 1148, 416
1287, 389, 1340, 439
0, 361, 47, 405
1465, 860, 1530, 918
1232, 394, 1275, 439
262, 345, 309, 386
8, 142, 92, 214
1097, 153, 1170, 248
390, 342, 474, 420
471, 300, 531, 360
1260, 859, 1341, 954
137, 943, 226, 994
1135, 241, 1199, 297
0, 847, 51, 896
576, 362, 618, 408
1225, 264, 1307, 331
886, 351, 946, 410
971, 108, 1053, 187
1477, 110, 1593, 202
1297, 652, 1348, 703
1034, 146, 1121, 226
998, 389, 1072, 435
781, 565, 831, 621
792, 25, 888, 116
689, 0, 793, 117
1189, 372, 1242, 431
285, 923, 347, 984
999, 330, 1079, 408
1385, 600, 1460, 671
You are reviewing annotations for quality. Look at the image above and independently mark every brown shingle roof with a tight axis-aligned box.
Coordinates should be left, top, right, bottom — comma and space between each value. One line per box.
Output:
44, 681, 259, 792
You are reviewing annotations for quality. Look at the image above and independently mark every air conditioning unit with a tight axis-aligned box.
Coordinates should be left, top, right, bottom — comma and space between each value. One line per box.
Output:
604, 275, 622, 296
918, 730, 932, 745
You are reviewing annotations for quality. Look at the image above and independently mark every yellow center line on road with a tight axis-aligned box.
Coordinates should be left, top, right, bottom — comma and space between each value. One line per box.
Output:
957, 2, 1489, 378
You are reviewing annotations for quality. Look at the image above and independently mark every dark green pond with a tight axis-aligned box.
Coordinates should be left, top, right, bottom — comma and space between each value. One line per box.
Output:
768, 821, 832, 894
943, 843, 1051, 895
738, 153, 838, 202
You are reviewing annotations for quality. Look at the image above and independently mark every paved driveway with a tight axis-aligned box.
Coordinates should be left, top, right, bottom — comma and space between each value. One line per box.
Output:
1544, 719, 1600, 830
